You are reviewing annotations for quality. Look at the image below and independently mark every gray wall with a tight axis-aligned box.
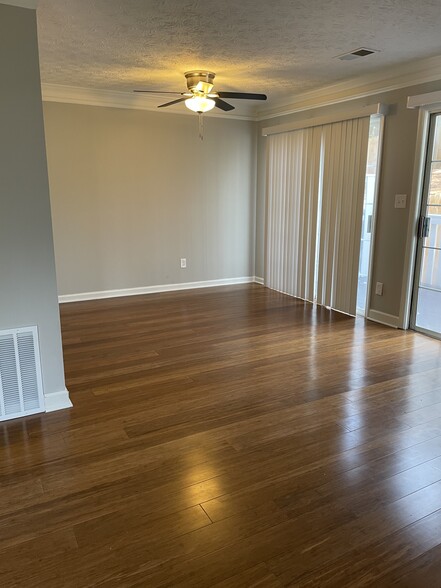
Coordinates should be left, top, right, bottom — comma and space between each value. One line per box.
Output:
256, 80, 441, 319
43, 103, 257, 296
0, 4, 66, 397
42, 76, 441, 324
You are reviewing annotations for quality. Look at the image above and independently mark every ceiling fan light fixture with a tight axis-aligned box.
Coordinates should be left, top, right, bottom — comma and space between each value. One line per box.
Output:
185, 96, 215, 113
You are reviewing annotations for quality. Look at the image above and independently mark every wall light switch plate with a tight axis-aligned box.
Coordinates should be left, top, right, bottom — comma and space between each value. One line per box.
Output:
395, 194, 407, 209
180, 258, 186, 269
375, 282, 383, 296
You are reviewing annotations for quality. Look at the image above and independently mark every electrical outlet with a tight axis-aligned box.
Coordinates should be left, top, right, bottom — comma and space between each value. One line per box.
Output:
180, 258, 186, 269
375, 282, 383, 296
395, 194, 407, 209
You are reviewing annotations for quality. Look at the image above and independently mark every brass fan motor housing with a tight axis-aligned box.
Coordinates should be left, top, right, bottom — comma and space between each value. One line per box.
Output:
184, 71, 216, 95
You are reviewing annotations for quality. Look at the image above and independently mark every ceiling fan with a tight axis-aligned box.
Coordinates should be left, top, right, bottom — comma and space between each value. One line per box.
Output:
134, 70, 267, 114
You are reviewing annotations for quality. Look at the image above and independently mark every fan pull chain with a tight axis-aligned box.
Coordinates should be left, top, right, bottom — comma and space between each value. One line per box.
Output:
198, 113, 204, 141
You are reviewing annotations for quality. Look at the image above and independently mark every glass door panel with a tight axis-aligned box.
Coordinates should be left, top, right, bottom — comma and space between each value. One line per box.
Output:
357, 116, 381, 315
412, 114, 441, 337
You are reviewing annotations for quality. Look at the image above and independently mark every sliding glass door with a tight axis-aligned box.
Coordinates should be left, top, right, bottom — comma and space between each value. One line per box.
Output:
411, 113, 441, 338
265, 114, 381, 317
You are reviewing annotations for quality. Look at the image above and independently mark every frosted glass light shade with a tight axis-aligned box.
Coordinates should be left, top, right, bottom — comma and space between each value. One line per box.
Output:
185, 96, 216, 113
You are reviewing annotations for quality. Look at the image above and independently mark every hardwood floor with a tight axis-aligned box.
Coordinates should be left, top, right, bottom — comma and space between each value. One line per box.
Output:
1, 284, 441, 587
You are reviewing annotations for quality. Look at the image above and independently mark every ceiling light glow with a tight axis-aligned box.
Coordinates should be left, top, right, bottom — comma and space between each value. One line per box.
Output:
185, 96, 215, 113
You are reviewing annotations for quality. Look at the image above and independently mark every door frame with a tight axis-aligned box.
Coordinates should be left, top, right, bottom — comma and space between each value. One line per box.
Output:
409, 112, 441, 339
400, 93, 441, 329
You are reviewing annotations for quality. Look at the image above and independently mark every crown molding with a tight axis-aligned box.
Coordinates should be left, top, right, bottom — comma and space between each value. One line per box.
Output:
0, 0, 38, 8
256, 54, 441, 122
407, 89, 441, 109
41, 83, 255, 121
41, 53, 441, 123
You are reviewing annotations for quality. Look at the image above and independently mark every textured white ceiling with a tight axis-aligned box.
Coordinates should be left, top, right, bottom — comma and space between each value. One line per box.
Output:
36, 0, 441, 111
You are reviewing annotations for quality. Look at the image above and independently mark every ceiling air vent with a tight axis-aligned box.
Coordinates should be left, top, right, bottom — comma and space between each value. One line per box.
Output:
0, 327, 45, 422
336, 48, 378, 61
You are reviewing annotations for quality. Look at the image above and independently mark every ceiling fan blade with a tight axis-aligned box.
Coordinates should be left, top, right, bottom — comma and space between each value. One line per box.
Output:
217, 92, 267, 101
214, 98, 235, 111
158, 97, 187, 108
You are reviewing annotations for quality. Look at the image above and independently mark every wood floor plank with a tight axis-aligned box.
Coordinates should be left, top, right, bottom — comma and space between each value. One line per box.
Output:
0, 529, 78, 572
212, 564, 283, 587
73, 504, 212, 551
0, 284, 440, 586
374, 542, 441, 587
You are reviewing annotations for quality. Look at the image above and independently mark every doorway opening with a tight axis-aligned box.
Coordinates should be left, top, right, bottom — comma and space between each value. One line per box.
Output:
357, 115, 382, 316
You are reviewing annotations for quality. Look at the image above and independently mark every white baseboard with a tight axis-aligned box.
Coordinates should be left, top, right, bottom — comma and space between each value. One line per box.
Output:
44, 389, 73, 412
59, 276, 263, 303
254, 276, 264, 285
366, 309, 400, 329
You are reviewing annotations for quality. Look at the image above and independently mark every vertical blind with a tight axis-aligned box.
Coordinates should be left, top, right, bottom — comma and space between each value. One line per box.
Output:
265, 127, 321, 301
265, 116, 370, 316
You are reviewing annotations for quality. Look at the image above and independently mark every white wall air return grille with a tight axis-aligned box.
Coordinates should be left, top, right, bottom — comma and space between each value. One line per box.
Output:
0, 327, 45, 421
